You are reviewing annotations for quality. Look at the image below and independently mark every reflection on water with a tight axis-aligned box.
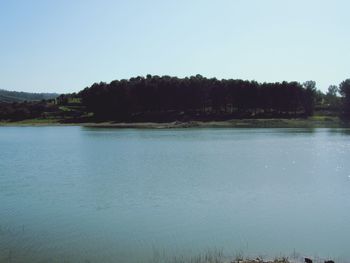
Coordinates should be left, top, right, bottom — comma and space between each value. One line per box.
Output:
0, 127, 350, 262
327, 128, 350, 135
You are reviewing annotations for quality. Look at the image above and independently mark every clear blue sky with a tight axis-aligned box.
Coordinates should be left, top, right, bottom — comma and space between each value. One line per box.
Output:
1, 0, 349, 93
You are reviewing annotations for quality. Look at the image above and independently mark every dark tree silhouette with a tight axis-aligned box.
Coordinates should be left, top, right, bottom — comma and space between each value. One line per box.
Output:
79, 75, 316, 122
8, 75, 347, 122
339, 79, 350, 117
302, 81, 317, 116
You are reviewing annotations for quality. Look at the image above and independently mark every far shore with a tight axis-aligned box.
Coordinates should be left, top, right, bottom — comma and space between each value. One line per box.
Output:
1, 116, 350, 129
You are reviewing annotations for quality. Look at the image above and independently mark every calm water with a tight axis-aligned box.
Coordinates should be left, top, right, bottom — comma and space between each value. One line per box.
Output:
1, 127, 350, 262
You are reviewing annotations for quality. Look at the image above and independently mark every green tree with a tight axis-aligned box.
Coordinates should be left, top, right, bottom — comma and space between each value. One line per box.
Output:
327, 85, 339, 97
325, 85, 340, 110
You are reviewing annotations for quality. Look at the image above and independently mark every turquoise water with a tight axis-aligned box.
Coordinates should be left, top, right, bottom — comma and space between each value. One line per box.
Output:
1, 127, 350, 262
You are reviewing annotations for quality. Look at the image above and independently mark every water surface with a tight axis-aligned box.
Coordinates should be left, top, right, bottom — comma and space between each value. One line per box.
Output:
1, 127, 350, 262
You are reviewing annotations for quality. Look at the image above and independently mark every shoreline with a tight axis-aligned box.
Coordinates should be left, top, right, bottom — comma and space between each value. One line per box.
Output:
1, 118, 349, 129
0, 116, 350, 129
0, 116, 349, 129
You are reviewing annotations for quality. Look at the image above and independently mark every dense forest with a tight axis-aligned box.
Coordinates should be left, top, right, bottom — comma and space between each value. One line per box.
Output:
1, 75, 350, 122
78, 75, 348, 122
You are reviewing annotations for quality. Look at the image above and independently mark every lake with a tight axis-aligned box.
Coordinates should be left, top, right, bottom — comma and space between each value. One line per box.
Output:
1, 127, 350, 263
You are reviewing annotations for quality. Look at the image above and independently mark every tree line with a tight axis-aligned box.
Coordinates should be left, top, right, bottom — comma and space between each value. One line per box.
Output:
79, 75, 320, 121
1, 75, 350, 122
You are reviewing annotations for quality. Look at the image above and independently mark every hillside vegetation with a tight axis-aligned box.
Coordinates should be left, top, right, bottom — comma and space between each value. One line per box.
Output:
0, 89, 59, 103
1, 75, 350, 125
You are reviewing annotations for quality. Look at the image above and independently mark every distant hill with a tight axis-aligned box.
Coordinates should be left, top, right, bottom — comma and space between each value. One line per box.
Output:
0, 89, 59, 103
